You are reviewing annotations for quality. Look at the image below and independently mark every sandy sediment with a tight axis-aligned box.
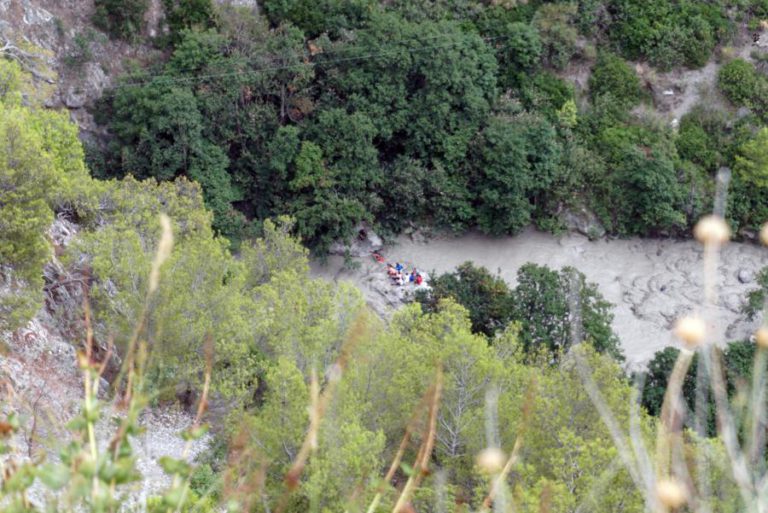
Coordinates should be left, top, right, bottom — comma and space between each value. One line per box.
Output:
310, 228, 768, 368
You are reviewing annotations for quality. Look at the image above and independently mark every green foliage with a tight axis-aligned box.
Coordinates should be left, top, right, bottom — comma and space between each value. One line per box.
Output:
162, 0, 218, 45
63, 32, 94, 68
532, 2, 580, 70
735, 127, 768, 188
607, 0, 729, 69
511, 263, 622, 361
0, 60, 96, 330
90, 0, 756, 250
93, 0, 148, 40
482, 20, 542, 89
640, 341, 756, 435
518, 72, 575, 120
417, 262, 513, 337
719, 59, 761, 107
745, 266, 768, 320
101, 78, 240, 235
677, 111, 725, 172
588, 52, 642, 107
471, 113, 563, 235
261, 0, 375, 37
590, 123, 687, 235
418, 261, 622, 361
70, 180, 316, 402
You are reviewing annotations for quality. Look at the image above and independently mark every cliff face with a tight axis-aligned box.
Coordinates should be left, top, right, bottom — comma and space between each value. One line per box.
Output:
0, 215, 213, 505
0, 0, 165, 141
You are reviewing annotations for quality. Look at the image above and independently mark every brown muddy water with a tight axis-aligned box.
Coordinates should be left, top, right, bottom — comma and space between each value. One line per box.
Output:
311, 228, 768, 367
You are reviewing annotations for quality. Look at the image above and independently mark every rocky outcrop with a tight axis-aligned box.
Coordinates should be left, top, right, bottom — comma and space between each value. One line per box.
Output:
0, 216, 212, 502
562, 206, 606, 240
329, 222, 384, 258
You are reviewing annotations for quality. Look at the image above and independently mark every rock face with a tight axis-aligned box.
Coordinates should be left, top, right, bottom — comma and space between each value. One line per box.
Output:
562, 206, 606, 240
0, 216, 211, 504
329, 222, 384, 258
0, 0, 160, 135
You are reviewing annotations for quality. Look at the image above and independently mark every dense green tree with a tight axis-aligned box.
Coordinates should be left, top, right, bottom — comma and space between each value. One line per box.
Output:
518, 72, 575, 120
479, 20, 542, 89
532, 2, 580, 70
261, 0, 375, 37
471, 113, 563, 235
719, 59, 761, 108
592, 124, 687, 234
417, 262, 513, 337
640, 341, 756, 436
88, 0, 757, 252
607, 0, 728, 69
316, 12, 497, 168
418, 261, 621, 361
102, 78, 240, 234
511, 263, 622, 361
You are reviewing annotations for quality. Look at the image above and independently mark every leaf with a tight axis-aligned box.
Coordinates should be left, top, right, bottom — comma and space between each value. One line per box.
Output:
181, 424, 209, 441
158, 456, 192, 477
37, 463, 70, 491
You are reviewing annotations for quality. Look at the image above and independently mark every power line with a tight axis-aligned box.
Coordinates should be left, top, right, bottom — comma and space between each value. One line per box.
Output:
111, 33, 511, 90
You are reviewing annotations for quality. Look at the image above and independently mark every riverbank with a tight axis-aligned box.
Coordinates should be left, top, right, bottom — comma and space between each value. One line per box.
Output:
311, 228, 768, 367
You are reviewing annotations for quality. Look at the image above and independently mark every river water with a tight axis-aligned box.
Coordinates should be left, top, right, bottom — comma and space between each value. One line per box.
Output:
310, 228, 768, 367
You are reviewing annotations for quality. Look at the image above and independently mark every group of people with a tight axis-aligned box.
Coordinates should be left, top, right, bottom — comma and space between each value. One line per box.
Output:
386, 262, 424, 287
372, 251, 425, 287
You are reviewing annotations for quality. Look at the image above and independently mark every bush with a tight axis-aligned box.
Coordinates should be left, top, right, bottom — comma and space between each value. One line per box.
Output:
532, 2, 580, 70
718, 59, 760, 107
607, 0, 728, 70
162, 0, 218, 46
588, 52, 642, 107
93, 0, 148, 40
734, 127, 768, 188
518, 71, 574, 119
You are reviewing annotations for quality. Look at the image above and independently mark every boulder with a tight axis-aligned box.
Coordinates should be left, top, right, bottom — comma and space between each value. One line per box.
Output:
738, 268, 753, 284
329, 222, 383, 257
562, 206, 606, 240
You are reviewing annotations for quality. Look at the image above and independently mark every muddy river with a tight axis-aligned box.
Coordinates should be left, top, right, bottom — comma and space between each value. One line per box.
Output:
311, 228, 768, 367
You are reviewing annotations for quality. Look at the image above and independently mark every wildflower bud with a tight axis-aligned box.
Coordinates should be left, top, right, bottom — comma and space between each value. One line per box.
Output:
148, 213, 174, 294
755, 327, 768, 349
694, 215, 730, 245
760, 222, 768, 246
476, 447, 505, 474
76, 350, 90, 370
674, 316, 706, 347
656, 478, 687, 509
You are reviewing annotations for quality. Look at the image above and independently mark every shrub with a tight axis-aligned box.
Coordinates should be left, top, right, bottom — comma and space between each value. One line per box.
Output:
718, 58, 760, 107
162, 0, 218, 46
588, 52, 642, 107
532, 2, 580, 70
734, 127, 768, 188
93, 0, 148, 40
